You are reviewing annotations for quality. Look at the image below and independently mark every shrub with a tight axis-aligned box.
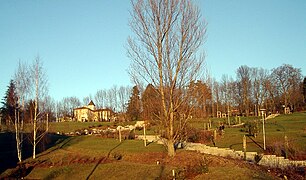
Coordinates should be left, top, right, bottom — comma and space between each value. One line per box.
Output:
112, 152, 123, 160
128, 131, 135, 140
244, 121, 259, 137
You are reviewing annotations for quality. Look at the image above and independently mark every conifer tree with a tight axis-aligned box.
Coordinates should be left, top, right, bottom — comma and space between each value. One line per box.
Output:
126, 86, 141, 121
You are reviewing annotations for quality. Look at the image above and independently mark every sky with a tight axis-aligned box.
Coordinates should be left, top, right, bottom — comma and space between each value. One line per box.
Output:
0, 0, 305, 102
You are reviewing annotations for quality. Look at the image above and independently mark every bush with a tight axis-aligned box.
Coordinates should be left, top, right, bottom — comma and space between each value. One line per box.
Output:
186, 127, 200, 142
244, 121, 259, 137
265, 139, 303, 160
128, 131, 135, 140
112, 152, 123, 160
172, 156, 210, 179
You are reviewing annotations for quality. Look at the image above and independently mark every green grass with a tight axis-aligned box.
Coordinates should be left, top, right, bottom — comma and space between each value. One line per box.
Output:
48, 121, 112, 133
195, 166, 275, 180
2, 113, 304, 179
44, 112, 305, 153
25, 161, 173, 180
21, 136, 276, 180
190, 112, 306, 153
60, 136, 166, 156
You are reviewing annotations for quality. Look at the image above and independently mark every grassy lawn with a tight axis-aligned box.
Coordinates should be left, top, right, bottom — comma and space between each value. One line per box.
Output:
19, 136, 276, 180
48, 121, 112, 133
44, 112, 305, 154
189, 112, 306, 154
2, 113, 304, 179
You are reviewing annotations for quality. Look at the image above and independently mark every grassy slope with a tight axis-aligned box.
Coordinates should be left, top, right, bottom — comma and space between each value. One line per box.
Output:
4, 113, 303, 179
189, 112, 306, 153
22, 136, 275, 180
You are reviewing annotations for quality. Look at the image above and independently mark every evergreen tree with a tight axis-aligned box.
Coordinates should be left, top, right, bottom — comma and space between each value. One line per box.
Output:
1, 80, 18, 125
126, 86, 141, 121
142, 84, 161, 121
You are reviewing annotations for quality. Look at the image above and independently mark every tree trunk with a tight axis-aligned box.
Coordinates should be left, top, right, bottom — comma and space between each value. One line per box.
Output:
33, 117, 37, 159
167, 139, 175, 157
15, 109, 22, 162
33, 98, 38, 159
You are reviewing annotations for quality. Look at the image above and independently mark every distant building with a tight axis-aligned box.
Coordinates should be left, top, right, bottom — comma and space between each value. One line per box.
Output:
73, 100, 114, 122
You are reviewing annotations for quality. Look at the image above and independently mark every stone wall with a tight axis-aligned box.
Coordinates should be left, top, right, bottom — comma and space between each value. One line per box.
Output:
184, 142, 306, 169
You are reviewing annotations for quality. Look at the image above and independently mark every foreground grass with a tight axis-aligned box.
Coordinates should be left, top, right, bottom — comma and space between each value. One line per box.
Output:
21, 136, 276, 180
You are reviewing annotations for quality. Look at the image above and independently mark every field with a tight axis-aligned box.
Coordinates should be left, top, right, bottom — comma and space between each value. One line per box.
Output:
1, 136, 276, 179
0, 112, 305, 179
189, 112, 306, 156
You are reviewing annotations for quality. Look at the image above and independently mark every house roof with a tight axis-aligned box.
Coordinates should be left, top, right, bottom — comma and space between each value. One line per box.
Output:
73, 107, 113, 112
88, 100, 95, 106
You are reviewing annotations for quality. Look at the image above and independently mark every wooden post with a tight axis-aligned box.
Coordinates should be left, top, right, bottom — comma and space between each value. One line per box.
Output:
284, 135, 289, 159
144, 123, 147, 147
243, 135, 247, 160
227, 102, 230, 126
209, 119, 212, 129
214, 129, 217, 140
207, 123, 210, 131
172, 169, 175, 180
119, 126, 122, 142
238, 116, 241, 124
46, 113, 49, 132
262, 112, 266, 150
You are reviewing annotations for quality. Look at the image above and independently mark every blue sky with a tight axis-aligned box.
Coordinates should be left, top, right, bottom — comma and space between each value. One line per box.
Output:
1, 0, 305, 102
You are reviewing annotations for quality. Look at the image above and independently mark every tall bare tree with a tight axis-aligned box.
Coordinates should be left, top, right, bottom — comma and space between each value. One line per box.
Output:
30, 56, 48, 159
271, 64, 302, 111
236, 65, 252, 116
251, 67, 269, 116
95, 89, 106, 109
127, 0, 206, 156
118, 85, 131, 113
14, 61, 31, 162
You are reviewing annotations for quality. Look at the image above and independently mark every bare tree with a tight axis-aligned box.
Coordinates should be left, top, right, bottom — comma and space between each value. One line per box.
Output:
271, 64, 302, 111
14, 61, 31, 162
212, 79, 221, 117
60, 96, 81, 120
118, 86, 131, 113
251, 68, 269, 116
95, 89, 105, 109
83, 95, 93, 106
236, 65, 252, 116
30, 56, 48, 159
127, 0, 206, 156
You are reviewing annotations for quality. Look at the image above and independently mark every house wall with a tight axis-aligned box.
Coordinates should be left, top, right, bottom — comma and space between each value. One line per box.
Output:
73, 108, 112, 122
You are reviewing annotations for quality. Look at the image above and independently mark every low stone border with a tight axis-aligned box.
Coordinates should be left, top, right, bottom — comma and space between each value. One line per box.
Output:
184, 142, 306, 169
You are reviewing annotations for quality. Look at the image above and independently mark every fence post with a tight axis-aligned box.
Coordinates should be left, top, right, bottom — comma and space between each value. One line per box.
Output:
243, 135, 247, 160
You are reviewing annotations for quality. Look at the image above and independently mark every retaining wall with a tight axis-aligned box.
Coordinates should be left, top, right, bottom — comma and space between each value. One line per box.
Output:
184, 142, 306, 169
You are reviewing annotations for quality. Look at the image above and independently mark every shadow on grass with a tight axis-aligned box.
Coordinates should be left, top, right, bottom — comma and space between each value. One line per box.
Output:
86, 141, 123, 180
36, 135, 72, 158
228, 136, 264, 151
247, 136, 264, 150
0, 132, 70, 176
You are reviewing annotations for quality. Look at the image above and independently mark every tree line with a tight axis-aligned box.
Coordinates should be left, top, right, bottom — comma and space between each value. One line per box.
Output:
125, 64, 306, 121
211, 64, 305, 117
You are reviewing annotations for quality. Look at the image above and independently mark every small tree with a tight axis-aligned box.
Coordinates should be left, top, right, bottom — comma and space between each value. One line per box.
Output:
30, 56, 49, 159
126, 86, 141, 121
1, 79, 25, 162
142, 84, 161, 121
